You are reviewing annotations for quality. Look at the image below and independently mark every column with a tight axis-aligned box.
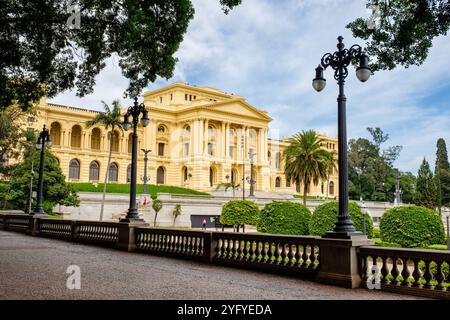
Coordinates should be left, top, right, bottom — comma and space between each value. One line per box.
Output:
258, 128, 264, 163
203, 119, 209, 156
220, 122, 226, 159
224, 123, 230, 159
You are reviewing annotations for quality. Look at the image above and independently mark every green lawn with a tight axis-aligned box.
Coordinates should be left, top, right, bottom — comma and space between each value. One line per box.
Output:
373, 238, 448, 251
293, 194, 336, 200
69, 183, 209, 197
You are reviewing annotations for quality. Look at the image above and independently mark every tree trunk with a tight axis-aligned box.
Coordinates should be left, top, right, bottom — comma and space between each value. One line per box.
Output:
154, 212, 158, 227
99, 131, 113, 221
303, 181, 308, 206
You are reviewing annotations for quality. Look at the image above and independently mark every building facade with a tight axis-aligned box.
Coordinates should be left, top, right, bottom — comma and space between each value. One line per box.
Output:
27, 83, 339, 195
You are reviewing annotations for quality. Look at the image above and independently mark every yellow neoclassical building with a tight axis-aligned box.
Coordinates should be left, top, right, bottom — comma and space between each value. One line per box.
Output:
26, 83, 338, 195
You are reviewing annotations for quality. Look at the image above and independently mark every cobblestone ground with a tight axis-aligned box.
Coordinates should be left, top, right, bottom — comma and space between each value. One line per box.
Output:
0, 230, 424, 300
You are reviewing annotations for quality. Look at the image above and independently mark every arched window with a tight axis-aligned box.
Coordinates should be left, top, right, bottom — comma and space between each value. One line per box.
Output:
329, 181, 335, 195
208, 125, 215, 136
111, 131, 120, 152
128, 133, 133, 154
208, 143, 214, 156
157, 166, 165, 184
69, 159, 80, 180
91, 128, 101, 150
89, 161, 100, 181
109, 163, 118, 182
184, 125, 191, 135
71, 125, 82, 148
50, 122, 61, 146
157, 125, 166, 133
209, 167, 215, 187
275, 177, 281, 188
182, 167, 188, 182
126, 164, 132, 182
268, 151, 271, 165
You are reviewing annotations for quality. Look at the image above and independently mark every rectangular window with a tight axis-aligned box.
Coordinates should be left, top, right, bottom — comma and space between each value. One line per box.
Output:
160, 96, 163, 103
158, 143, 165, 156
170, 93, 173, 101
189, 95, 192, 101
183, 142, 189, 156
185, 94, 188, 101
229, 146, 234, 159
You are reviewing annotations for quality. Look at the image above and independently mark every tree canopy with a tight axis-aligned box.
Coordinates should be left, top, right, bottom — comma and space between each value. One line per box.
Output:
414, 158, 438, 209
0, 0, 241, 112
347, 0, 450, 72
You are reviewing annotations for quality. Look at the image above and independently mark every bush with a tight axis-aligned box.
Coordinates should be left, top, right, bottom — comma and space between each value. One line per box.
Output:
257, 201, 311, 235
309, 201, 373, 238
419, 261, 449, 278
373, 228, 380, 239
380, 205, 445, 248
220, 200, 260, 226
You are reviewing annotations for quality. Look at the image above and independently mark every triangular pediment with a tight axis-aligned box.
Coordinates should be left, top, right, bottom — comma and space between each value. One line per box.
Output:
204, 99, 271, 121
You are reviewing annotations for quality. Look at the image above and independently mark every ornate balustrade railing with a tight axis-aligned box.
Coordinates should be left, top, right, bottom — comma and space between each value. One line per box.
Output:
359, 246, 450, 299
135, 227, 210, 262
212, 232, 320, 278
1, 212, 449, 299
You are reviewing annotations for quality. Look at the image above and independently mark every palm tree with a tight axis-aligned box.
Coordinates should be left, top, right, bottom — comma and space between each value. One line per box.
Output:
325, 151, 338, 199
216, 180, 240, 198
85, 100, 123, 221
283, 130, 331, 206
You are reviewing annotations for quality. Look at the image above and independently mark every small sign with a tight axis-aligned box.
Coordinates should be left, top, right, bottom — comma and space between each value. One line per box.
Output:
32, 191, 37, 199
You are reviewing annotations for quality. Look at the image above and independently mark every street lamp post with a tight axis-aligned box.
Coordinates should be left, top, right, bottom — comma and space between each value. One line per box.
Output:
141, 148, 151, 195
33, 125, 52, 215
121, 97, 149, 222
247, 150, 256, 197
313, 36, 371, 237
28, 161, 34, 214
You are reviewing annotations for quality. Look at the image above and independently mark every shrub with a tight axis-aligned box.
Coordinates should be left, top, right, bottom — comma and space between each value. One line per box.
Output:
380, 205, 445, 248
373, 228, 380, 239
419, 261, 449, 278
257, 201, 311, 235
309, 201, 373, 238
220, 200, 260, 226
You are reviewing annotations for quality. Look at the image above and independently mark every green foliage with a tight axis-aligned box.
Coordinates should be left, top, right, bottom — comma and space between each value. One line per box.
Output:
373, 228, 380, 239
5, 149, 79, 214
419, 261, 449, 278
152, 198, 163, 227
348, 127, 404, 202
70, 182, 208, 197
414, 158, 438, 209
380, 205, 445, 248
435, 138, 450, 209
1, 1, 242, 111
283, 130, 332, 205
172, 204, 182, 226
220, 200, 260, 226
257, 201, 311, 235
309, 201, 373, 238
347, 0, 450, 72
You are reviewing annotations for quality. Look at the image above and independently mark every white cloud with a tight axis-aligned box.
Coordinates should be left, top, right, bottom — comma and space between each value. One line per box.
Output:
49, 0, 450, 173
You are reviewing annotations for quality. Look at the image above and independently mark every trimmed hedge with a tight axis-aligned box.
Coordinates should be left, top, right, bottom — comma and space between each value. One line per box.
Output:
309, 201, 373, 238
220, 200, 260, 226
257, 201, 311, 235
380, 205, 445, 248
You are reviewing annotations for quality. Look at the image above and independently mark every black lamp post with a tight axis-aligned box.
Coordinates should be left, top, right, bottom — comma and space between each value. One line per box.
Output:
121, 97, 149, 222
313, 36, 371, 237
141, 148, 151, 194
33, 125, 52, 215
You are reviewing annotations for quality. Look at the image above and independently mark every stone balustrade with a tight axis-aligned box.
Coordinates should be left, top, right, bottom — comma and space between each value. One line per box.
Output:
1, 211, 448, 300
359, 246, 450, 299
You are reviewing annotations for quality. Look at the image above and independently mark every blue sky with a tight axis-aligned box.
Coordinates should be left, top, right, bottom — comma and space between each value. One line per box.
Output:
50, 0, 450, 174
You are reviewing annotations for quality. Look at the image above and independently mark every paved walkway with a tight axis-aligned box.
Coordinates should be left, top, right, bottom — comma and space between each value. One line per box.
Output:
0, 230, 423, 300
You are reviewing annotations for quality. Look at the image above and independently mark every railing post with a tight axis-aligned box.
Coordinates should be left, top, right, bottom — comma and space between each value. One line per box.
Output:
28, 216, 40, 236
203, 232, 217, 264
71, 221, 80, 241
316, 235, 374, 288
117, 222, 147, 252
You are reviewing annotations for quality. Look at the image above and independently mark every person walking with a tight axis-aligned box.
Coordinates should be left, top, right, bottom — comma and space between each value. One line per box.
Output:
201, 217, 207, 230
